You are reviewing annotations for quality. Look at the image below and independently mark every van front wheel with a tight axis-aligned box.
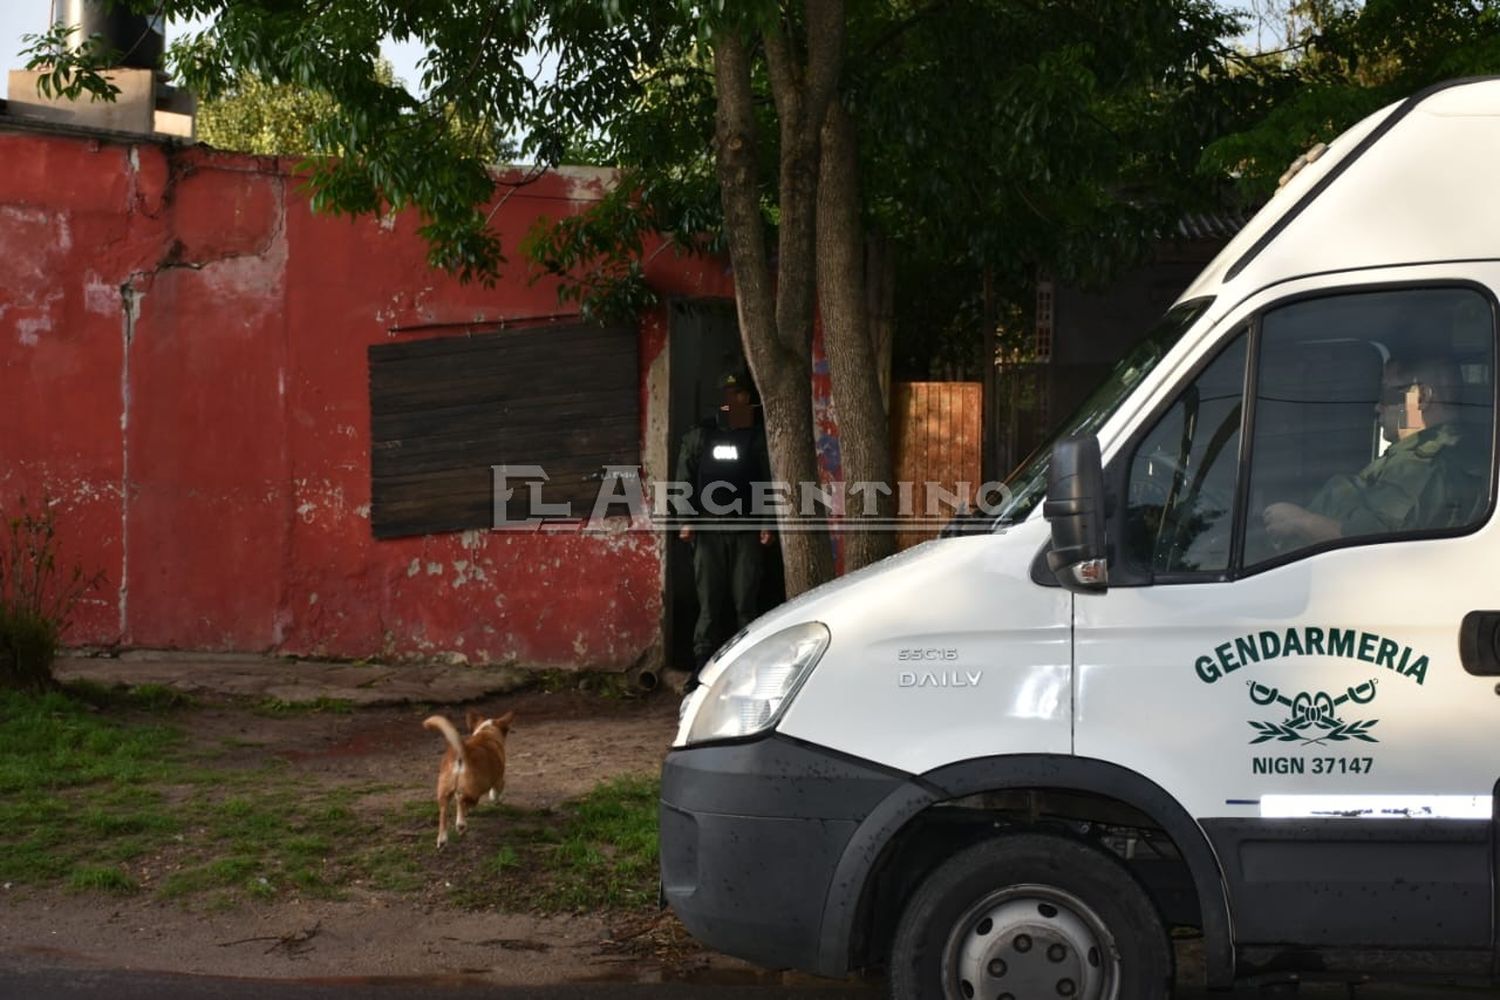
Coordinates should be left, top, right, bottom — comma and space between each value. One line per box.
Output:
887, 833, 1172, 1000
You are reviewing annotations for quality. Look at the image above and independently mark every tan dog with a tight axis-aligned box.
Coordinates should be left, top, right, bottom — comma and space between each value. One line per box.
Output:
423, 709, 514, 847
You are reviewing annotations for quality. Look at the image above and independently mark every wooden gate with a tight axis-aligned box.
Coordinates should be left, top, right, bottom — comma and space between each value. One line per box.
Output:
889, 382, 983, 550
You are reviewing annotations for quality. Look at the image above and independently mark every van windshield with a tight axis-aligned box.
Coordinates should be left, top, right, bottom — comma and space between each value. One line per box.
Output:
990, 298, 1213, 527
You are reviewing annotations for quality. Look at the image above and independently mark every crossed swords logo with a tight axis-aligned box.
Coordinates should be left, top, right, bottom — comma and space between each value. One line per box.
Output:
1246, 678, 1380, 744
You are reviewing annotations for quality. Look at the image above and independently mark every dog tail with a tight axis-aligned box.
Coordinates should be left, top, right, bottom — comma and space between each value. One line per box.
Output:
423, 715, 465, 760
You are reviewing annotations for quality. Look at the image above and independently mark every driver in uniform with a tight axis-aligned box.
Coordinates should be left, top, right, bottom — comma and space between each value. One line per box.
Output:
1263, 356, 1484, 547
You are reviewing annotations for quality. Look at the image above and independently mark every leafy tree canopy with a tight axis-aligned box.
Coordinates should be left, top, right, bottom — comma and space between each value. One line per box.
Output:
1204, 0, 1500, 198
196, 69, 348, 157
195, 59, 521, 162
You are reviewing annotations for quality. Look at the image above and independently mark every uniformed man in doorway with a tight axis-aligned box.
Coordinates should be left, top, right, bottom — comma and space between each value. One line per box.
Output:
676, 367, 775, 678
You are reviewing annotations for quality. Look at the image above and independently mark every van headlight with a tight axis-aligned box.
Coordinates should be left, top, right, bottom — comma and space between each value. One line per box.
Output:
686, 622, 830, 745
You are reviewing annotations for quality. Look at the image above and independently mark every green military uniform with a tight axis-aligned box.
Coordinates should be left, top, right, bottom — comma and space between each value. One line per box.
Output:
676, 418, 773, 671
1308, 422, 1486, 538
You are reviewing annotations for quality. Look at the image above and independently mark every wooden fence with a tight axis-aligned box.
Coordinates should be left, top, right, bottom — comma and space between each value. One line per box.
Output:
888, 382, 983, 550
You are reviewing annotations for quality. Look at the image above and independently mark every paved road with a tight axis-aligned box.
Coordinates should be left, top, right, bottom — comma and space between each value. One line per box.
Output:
5, 957, 1500, 1000
0, 969, 863, 1000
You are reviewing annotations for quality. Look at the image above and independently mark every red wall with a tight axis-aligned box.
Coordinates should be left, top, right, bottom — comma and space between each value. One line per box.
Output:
0, 124, 730, 670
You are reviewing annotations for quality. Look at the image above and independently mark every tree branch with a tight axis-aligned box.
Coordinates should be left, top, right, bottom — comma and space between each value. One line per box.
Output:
1226, 38, 1314, 62
862, 0, 953, 60
802, 0, 846, 130
763, 22, 798, 122
768, 1, 844, 356
712, 30, 782, 377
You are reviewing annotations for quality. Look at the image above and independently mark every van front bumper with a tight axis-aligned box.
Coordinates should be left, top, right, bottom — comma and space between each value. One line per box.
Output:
659, 734, 909, 974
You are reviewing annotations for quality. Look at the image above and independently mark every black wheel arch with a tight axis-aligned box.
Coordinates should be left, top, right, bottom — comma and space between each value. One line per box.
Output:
815, 754, 1235, 991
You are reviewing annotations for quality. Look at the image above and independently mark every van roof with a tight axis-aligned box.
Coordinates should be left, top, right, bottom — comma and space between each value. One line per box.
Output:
1179, 77, 1500, 306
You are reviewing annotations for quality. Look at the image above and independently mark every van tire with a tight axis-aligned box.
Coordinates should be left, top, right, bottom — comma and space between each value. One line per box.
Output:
886, 832, 1173, 1000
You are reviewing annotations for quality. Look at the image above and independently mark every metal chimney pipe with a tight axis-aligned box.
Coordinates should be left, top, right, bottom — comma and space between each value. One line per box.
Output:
54, 0, 164, 71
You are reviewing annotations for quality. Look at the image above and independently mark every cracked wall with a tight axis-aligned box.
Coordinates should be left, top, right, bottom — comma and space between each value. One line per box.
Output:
0, 126, 731, 671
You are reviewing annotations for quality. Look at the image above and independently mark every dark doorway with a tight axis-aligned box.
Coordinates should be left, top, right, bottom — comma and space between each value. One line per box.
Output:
666, 300, 784, 672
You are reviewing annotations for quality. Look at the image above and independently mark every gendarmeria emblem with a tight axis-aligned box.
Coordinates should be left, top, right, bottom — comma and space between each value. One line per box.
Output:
1246, 678, 1379, 745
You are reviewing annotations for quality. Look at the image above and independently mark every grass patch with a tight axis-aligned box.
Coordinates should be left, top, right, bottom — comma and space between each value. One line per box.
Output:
469, 775, 660, 912
164, 787, 377, 902
0, 827, 74, 882
67, 864, 138, 895
125, 683, 197, 711
251, 697, 354, 716
67, 679, 197, 711
0, 690, 183, 886
0, 689, 663, 915
524, 669, 637, 700
159, 856, 264, 899
548, 775, 659, 908
0, 690, 381, 904
0, 691, 183, 796
354, 845, 425, 893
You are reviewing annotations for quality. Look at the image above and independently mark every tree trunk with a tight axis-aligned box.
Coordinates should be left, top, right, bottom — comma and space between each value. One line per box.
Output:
712, 29, 834, 597
817, 99, 896, 571
866, 236, 895, 414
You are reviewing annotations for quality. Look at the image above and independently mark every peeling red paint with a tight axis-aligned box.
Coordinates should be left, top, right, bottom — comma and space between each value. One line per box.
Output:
0, 126, 732, 670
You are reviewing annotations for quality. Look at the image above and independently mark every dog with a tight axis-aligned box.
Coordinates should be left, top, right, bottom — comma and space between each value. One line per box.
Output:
423, 709, 514, 848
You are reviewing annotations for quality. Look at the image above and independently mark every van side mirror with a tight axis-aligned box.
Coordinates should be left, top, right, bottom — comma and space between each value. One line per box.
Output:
1043, 435, 1109, 594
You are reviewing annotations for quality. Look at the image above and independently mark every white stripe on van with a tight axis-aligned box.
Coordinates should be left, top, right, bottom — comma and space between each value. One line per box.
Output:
1259, 794, 1490, 820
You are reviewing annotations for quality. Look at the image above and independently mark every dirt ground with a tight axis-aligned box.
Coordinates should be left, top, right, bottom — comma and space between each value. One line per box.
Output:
0, 680, 1332, 995
0, 687, 813, 988
0, 676, 1219, 994
196, 685, 680, 812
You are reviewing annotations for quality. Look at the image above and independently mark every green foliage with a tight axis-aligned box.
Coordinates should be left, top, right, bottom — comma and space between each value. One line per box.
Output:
527, 0, 1256, 353
19, 23, 122, 102
522, 180, 660, 324
196, 73, 339, 156
27, 1, 712, 288
198, 59, 520, 162
520, 38, 730, 318
854, 0, 1253, 374
0, 609, 59, 695
1204, 0, 1500, 197
0, 500, 106, 692
30, 2, 1281, 369
167, 1, 689, 284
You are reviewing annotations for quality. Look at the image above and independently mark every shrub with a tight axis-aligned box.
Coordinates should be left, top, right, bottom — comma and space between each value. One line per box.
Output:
0, 500, 104, 692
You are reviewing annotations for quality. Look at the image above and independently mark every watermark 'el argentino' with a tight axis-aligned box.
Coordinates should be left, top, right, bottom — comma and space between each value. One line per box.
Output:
491, 464, 1011, 532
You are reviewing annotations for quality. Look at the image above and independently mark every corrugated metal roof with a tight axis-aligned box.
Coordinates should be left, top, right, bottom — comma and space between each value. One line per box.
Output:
1174, 210, 1254, 241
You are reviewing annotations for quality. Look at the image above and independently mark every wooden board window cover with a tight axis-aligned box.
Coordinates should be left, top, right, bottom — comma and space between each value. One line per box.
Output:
368, 323, 639, 539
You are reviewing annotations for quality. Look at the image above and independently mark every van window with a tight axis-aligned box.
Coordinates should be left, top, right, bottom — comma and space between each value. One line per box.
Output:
1123, 332, 1247, 574
992, 298, 1212, 527
1243, 287, 1495, 566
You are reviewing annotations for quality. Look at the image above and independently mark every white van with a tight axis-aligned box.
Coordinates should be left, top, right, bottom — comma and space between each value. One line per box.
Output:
660, 77, 1500, 998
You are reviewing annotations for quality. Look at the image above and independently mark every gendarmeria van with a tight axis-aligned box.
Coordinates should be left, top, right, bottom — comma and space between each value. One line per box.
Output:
661, 77, 1500, 998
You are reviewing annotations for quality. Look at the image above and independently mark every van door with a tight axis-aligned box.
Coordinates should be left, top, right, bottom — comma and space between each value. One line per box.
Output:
1073, 277, 1500, 954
